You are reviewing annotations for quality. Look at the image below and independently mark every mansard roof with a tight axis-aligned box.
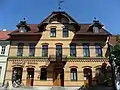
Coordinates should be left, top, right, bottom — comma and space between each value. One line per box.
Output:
9, 11, 111, 36
76, 24, 111, 36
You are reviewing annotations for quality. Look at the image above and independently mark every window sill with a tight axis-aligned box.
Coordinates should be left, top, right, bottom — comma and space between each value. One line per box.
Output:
67, 56, 76, 59
96, 56, 103, 57
40, 79, 47, 81
71, 80, 77, 82
50, 36, 56, 37
83, 56, 90, 58
0, 55, 7, 57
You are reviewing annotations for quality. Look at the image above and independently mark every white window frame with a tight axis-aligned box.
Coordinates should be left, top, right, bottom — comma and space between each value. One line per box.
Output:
1, 45, 6, 55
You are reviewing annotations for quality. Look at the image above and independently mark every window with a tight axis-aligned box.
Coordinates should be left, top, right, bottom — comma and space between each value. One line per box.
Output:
12, 67, 23, 85
83, 43, 90, 57
17, 43, 23, 56
21, 27, 26, 32
63, 28, 68, 37
70, 68, 77, 81
95, 44, 102, 57
56, 45, 62, 57
1, 46, 6, 55
93, 26, 99, 33
29, 44, 35, 56
70, 44, 76, 57
50, 28, 56, 37
40, 68, 47, 80
42, 45, 48, 57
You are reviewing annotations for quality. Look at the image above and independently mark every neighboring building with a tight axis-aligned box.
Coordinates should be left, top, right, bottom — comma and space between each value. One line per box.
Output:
0, 30, 11, 86
5, 11, 112, 88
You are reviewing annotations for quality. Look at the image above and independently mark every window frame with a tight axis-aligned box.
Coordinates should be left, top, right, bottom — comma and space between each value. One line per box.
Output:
70, 68, 77, 81
40, 68, 47, 80
29, 43, 36, 56
63, 28, 69, 37
83, 43, 90, 57
17, 43, 24, 56
93, 26, 99, 33
70, 44, 76, 57
1, 45, 6, 55
56, 44, 62, 57
50, 28, 56, 37
95, 43, 102, 57
42, 45, 48, 57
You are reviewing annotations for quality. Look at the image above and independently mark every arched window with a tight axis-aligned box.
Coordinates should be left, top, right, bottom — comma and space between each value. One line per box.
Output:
70, 68, 77, 81
12, 67, 23, 86
40, 68, 47, 80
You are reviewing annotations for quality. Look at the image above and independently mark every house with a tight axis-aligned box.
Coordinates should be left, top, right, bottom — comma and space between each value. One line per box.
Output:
0, 30, 11, 86
5, 11, 112, 88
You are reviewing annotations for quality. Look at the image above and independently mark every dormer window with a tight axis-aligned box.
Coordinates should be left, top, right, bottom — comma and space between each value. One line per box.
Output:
93, 26, 99, 33
21, 27, 26, 32
89, 18, 103, 33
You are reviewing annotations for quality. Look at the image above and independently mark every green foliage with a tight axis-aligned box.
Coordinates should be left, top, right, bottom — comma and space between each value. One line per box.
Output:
114, 43, 120, 51
109, 35, 120, 72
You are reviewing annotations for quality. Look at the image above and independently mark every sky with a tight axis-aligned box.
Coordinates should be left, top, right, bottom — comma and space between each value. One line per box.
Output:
0, 0, 120, 34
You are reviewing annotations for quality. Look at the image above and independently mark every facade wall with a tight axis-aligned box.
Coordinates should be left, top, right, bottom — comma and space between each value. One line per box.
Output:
5, 59, 110, 86
0, 41, 10, 85
5, 17, 111, 87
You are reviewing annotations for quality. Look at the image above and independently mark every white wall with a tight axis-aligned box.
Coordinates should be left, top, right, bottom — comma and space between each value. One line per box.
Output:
0, 41, 10, 85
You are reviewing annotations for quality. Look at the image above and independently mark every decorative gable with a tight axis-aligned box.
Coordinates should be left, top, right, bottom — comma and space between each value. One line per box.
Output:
38, 11, 81, 32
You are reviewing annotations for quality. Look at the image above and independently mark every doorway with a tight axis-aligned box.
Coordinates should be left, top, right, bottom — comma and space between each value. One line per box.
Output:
83, 68, 92, 86
53, 68, 64, 86
26, 68, 34, 86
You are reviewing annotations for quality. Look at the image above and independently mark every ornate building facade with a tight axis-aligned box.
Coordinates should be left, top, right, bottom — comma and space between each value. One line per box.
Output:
5, 11, 112, 87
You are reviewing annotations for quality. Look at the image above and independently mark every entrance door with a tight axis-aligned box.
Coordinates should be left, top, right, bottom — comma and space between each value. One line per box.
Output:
53, 69, 64, 86
84, 68, 92, 86
26, 68, 34, 86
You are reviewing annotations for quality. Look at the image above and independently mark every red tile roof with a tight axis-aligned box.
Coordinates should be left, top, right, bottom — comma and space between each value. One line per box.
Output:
0, 31, 12, 40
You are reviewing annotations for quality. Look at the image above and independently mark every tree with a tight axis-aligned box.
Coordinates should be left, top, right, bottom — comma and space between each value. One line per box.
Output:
109, 35, 120, 90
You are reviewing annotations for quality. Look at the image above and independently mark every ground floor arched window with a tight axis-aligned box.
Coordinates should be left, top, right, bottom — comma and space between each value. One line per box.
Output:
12, 67, 23, 87
83, 68, 92, 86
70, 68, 77, 81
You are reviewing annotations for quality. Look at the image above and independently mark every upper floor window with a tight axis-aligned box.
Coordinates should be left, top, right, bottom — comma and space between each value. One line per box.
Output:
83, 43, 90, 57
56, 45, 62, 57
17, 43, 24, 56
50, 28, 56, 37
93, 26, 99, 33
70, 68, 77, 81
95, 44, 102, 57
1, 45, 6, 55
63, 28, 68, 37
29, 44, 36, 56
42, 45, 48, 57
20, 27, 26, 32
40, 68, 47, 80
70, 44, 76, 57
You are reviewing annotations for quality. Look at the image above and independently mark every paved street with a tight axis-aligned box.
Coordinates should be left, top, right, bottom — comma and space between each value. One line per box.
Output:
83, 85, 114, 90
0, 85, 114, 90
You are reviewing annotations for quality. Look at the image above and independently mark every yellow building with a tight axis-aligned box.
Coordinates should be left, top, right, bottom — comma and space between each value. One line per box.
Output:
5, 11, 112, 88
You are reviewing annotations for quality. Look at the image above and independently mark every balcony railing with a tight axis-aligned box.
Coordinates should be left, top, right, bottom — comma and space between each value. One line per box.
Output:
48, 55, 67, 61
